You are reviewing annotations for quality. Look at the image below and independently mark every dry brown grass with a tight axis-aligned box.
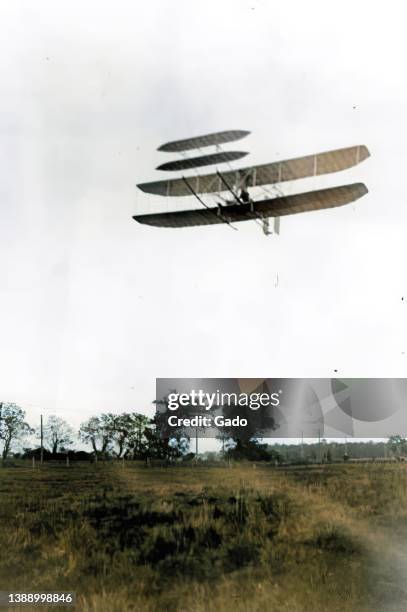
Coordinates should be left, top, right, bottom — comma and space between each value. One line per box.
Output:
1, 462, 407, 611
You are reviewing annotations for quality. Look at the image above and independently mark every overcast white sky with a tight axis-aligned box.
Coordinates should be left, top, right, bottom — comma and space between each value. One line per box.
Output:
1, 0, 407, 433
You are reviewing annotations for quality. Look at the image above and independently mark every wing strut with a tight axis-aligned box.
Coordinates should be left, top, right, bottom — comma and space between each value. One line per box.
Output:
216, 170, 244, 204
181, 176, 238, 231
217, 170, 273, 234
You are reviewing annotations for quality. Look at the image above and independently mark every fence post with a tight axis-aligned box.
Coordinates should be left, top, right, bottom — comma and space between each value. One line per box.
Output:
32, 456, 35, 469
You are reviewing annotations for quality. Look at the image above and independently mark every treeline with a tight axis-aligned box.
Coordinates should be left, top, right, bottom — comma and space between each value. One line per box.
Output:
0, 403, 189, 461
1, 402, 407, 463
267, 436, 407, 463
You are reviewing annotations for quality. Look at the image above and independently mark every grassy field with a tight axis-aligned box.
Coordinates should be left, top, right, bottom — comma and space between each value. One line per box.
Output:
1, 461, 407, 611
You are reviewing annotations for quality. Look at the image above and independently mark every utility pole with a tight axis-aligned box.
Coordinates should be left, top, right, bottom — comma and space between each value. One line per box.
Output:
301, 431, 304, 461
40, 414, 44, 464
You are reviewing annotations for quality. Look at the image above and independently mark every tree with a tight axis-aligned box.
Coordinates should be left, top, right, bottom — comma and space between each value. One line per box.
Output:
79, 411, 187, 460
0, 402, 34, 459
387, 435, 407, 457
152, 393, 190, 460
144, 416, 189, 460
86, 412, 152, 459
78, 416, 112, 455
225, 439, 279, 462
125, 414, 151, 459
43, 415, 75, 453
220, 400, 276, 444
77, 405, 192, 461
96, 413, 133, 458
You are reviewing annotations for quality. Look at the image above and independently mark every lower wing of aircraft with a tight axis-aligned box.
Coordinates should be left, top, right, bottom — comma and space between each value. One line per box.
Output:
133, 183, 368, 229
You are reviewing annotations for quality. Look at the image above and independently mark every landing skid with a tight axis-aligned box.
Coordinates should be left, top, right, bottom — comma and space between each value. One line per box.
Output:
262, 217, 280, 236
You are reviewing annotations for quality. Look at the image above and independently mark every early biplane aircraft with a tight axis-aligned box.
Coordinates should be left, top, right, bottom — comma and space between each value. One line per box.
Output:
133, 130, 370, 235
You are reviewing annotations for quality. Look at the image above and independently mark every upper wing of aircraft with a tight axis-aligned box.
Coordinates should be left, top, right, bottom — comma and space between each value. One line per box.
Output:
138, 145, 370, 197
